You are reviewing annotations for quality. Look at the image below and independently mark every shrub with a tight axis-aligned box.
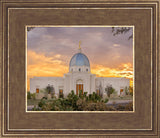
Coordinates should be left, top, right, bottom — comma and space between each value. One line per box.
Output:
38, 99, 46, 108
104, 98, 109, 103
59, 93, 64, 98
42, 97, 47, 100
37, 90, 111, 111
76, 98, 87, 111
105, 85, 116, 97
31, 93, 36, 100
27, 92, 31, 99
124, 86, 129, 95
32, 105, 41, 111
129, 86, 133, 96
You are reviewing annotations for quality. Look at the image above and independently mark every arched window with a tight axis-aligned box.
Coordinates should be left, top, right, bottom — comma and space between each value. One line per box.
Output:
59, 89, 63, 98
79, 68, 81, 72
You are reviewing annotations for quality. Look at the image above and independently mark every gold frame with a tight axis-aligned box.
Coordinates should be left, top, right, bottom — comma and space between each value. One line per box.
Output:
0, 1, 159, 137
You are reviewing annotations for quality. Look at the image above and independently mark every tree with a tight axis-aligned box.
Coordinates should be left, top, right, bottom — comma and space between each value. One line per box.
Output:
46, 84, 54, 94
129, 86, 133, 96
27, 27, 35, 32
112, 27, 133, 40
105, 85, 116, 97
124, 86, 129, 95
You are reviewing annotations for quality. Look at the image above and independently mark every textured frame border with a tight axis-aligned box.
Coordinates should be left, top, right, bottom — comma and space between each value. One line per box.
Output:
0, 0, 159, 137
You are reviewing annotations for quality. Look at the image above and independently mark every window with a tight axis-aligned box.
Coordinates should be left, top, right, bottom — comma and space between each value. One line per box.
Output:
79, 68, 81, 72
120, 89, 123, 92
59, 89, 63, 98
120, 89, 123, 95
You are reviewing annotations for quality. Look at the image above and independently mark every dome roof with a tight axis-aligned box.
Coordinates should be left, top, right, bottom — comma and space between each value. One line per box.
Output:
69, 52, 90, 67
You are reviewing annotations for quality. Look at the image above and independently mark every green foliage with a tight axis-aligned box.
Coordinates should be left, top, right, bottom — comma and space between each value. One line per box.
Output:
34, 90, 132, 111
46, 85, 54, 94
27, 92, 36, 100
27, 27, 35, 32
38, 99, 47, 108
36, 90, 106, 111
59, 93, 64, 98
105, 85, 116, 97
31, 93, 36, 100
32, 105, 41, 111
104, 98, 109, 103
124, 86, 129, 95
27, 92, 31, 99
129, 86, 133, 96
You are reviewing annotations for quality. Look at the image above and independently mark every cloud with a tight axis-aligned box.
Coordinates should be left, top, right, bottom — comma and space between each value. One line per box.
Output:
27, 50, 68, 90
113, 44, 120, 47
91, 63, 133, 81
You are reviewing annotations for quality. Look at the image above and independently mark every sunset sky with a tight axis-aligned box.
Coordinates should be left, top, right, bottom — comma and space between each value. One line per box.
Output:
27, 27, 133, 91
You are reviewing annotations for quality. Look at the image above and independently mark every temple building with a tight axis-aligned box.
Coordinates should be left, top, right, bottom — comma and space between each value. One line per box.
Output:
30, 43, 130, 98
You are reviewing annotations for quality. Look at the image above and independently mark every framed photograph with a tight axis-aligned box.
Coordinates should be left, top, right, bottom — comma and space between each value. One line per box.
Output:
1, 0, 159, 137
26, 26, 134, 112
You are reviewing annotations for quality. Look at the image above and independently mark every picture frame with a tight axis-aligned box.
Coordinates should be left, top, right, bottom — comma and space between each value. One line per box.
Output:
26, 25, 135, 113
0, 0, 159, 137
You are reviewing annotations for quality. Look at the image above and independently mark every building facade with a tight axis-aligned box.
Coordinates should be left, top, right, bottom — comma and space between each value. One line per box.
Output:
30, 47, 130, 97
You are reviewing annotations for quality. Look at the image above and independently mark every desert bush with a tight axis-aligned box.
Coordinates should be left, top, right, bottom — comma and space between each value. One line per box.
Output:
76, 98, 87, 111
104, 98, 109, 103
105, 85, 116, 97
37, 90, 110, 111
38, 99, 47, 108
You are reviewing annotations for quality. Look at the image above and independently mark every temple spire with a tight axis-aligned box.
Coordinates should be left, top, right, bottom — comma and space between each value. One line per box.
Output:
78, 41, 82, 53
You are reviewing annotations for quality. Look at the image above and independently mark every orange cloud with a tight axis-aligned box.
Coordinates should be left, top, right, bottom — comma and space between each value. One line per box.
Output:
27, 50, 68, 91
91, 63, 133, 86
